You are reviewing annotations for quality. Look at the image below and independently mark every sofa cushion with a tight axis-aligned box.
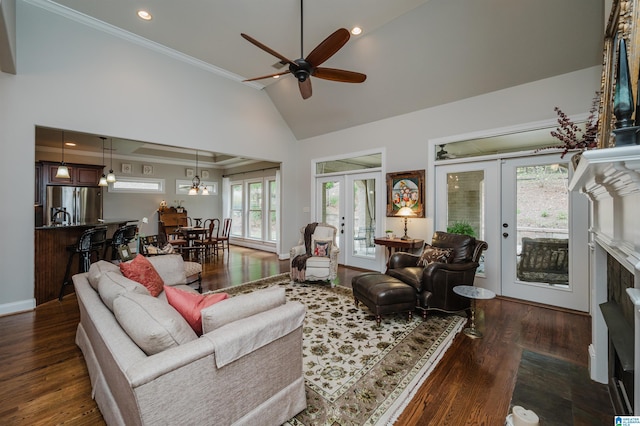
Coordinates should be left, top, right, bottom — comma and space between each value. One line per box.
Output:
113, 291, 197, 355
201, 286, 286, 333
120, 254, 165, 297
306, 256, 330, 268
164, 286, 229, 335
98, 271, 151, 312
418, 244, 453, 266
146, 254, 187, 286
387, 267, 424, 292
88, 260, 121, 291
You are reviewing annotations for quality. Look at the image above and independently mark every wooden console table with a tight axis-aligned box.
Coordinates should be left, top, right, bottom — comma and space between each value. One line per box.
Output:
374, 237, 424, 265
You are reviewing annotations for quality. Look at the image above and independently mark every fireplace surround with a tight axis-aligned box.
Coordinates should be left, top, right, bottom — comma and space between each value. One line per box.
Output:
569, 145, 640, 414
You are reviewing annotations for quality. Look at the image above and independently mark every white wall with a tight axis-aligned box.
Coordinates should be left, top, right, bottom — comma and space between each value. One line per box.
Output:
0, 1, 299, 313
0, 0, 603, 315
296, 66, 602, 243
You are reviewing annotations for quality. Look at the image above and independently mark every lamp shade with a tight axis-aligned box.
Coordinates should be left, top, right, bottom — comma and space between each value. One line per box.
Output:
56, 131, 71, 178
98, 174, 108, 186
56, 164, 71, 179
396, 206, 415, 217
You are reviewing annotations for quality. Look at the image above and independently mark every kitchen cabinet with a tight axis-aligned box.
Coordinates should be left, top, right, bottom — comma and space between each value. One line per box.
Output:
43, 162, 103, 186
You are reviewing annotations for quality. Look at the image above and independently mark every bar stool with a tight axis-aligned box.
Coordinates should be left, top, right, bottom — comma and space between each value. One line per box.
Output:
59, 226, 107, 300
104, 224, 138, 260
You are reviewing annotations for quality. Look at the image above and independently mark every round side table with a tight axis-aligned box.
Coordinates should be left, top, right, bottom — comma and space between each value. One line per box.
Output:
453, 285, 496, 339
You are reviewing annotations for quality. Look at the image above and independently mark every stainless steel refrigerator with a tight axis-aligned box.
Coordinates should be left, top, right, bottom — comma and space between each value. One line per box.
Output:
46, 186, 103, 226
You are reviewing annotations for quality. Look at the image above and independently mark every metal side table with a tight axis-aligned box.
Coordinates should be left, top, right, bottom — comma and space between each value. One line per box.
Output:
453, 285, 496, 339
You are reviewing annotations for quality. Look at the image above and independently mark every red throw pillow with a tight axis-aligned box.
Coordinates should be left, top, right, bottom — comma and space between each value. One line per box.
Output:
164, 286, 229, 335
119, 254, 165, 297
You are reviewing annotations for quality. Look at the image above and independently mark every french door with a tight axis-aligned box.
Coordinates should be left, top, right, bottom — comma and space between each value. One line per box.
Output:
316, 172, 382, 271
435, 154, 589, 311
500, 156, 588, 311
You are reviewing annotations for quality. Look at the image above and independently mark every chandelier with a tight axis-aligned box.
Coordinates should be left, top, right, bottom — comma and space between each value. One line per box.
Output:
189, 151, 209, 195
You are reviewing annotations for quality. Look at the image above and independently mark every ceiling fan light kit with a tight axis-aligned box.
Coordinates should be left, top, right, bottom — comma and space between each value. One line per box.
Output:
241, 0, 366, 100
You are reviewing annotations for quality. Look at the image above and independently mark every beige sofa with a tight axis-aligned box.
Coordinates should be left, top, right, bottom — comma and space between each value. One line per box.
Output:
73, 254, 307, 425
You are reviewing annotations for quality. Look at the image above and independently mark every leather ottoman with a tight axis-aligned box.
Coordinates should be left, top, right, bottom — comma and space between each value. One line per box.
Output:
352, 272, 417, 326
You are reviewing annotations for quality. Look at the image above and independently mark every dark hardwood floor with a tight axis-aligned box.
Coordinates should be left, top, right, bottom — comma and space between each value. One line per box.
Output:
0, 246, 614, 425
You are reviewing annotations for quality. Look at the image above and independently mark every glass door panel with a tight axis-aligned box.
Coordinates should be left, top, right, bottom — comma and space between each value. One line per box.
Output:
515, 163, 569, 286
435, 160, 499, 295
352, 178, 375, 258
317, 177, 344, 264
501, 155, 588, 311
445, 170, 485, 273
346, 173, 381, 270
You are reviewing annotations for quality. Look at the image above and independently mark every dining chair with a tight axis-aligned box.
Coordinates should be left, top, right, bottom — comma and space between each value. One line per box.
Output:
194, 218, 220, 260
217, 218, 232, 257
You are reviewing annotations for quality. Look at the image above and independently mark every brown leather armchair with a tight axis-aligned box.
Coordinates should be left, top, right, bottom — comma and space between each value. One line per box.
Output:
386, 231, 488, 318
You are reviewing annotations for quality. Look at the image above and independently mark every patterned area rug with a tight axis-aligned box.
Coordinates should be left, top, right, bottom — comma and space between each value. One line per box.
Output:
217, 274, 465, 425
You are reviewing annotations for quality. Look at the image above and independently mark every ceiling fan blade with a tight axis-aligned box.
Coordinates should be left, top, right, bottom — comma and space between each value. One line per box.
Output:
305, 28, 350, 67
241, 33, 297, 67
314, 67, 367, 83
299, 79, 312, 99
243, 70, 291, 82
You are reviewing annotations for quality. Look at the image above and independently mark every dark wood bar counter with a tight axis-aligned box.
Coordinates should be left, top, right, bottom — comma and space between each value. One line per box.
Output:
34, 220, 136, 305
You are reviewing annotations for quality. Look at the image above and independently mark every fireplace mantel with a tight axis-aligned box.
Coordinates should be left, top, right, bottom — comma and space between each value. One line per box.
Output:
569, 145, 640, 414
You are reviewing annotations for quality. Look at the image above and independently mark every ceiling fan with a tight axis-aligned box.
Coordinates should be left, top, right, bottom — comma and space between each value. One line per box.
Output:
241, 0, 366, 100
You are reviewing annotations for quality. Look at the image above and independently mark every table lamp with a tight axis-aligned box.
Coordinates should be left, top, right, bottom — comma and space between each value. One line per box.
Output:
396, 207, 415, 240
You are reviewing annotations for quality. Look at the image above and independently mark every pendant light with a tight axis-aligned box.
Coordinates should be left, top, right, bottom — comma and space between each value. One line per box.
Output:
55, 131, 71, 179
106, 138, 116, 183
98, 137, 108, 186
189, 151, 201, 195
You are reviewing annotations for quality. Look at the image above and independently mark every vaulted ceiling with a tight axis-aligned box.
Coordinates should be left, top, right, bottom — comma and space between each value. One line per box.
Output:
25, 0, 605, 140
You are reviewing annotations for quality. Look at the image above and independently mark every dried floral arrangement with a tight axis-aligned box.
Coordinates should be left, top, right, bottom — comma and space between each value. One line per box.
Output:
537, 93, 600, 158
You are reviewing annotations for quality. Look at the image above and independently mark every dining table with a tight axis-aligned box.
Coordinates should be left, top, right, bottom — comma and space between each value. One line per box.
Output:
178, 226, 208, 245
175, 226, 208, 261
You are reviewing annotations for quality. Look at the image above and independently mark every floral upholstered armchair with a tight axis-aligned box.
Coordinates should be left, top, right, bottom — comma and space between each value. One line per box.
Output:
290, 223, 339, 282
386, 231, 487, 318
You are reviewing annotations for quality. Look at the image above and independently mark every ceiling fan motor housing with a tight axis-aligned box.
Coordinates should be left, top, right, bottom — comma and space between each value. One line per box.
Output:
291, 59, 314, 82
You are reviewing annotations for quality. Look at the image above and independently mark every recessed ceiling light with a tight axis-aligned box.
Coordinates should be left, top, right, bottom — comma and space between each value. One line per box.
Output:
64, 142, 76, 147
351, 27, 362, 36
137, 10, 152, 21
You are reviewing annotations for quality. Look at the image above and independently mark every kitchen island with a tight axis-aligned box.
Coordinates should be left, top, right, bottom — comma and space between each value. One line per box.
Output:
35, 219, 137, 305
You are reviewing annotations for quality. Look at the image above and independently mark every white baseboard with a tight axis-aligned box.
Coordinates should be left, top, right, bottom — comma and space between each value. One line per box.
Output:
0, 298, 36, 317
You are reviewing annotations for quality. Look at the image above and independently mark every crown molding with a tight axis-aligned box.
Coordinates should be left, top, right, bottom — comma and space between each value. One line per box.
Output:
23, 0, 263, 89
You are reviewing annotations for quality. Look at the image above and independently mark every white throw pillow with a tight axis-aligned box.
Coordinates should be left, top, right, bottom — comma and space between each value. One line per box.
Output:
88, 260, 121, 291
147, 254, 187, 286
113, 291, 197, 355
98, 271, 150, 312
201, 287, 286, 333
